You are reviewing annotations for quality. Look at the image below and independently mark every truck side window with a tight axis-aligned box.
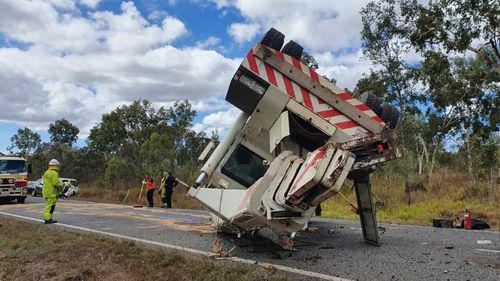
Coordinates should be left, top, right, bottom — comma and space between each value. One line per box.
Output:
221, 145, 268, 188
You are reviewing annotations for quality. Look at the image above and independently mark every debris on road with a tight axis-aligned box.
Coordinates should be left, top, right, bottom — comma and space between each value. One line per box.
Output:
260, 263, 276, 272
445, 245, 454, 249
302, 255, 322, 263
471, 219, 491, 230
378, 226, 386, 237
432, 218, 454, 228
433, 211, 491, 230
305, 226, 319, 232
476, 240, 492, 245
211, 239, 233, 257
271, 252, 282, 259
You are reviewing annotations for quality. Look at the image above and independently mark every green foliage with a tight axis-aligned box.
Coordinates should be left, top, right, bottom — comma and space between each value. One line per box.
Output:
300, 51, 318, 70
105, 156, 133, 184
360, 0, 499, 183
29, 144, 105, 183
48, 118, 80, 146
140, 132, 175, 179
166, 100, 196, 138
87, 100, 166, 154
8, 127, 41, 157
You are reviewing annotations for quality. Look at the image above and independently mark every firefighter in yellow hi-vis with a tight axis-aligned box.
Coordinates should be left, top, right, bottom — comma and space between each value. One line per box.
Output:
42, 159, 63, 224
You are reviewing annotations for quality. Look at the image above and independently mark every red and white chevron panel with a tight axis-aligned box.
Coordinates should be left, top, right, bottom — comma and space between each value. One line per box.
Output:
241, 49, 384, 138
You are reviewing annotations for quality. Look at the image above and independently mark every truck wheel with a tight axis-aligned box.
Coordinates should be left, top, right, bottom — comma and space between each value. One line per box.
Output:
17, 197, 26, 204
281, 40, 303, 60
359, 92, 383, 116
260, 28, 285, 51
380, 103, 400, 129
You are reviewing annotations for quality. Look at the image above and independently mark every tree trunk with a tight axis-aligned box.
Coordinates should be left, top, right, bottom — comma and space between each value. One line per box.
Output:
489, 167, 494, 203
465, 132, 475, 190
418, 155, 423, 175
417, 134, 429, 175
429, 144, 440, 180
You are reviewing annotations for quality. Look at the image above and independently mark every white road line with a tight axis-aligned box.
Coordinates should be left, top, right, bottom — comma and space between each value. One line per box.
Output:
476, 249, 500, 254
0, 211, 351, 281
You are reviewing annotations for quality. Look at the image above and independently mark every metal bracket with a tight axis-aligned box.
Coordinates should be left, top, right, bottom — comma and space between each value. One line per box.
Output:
352, 171, 380, 246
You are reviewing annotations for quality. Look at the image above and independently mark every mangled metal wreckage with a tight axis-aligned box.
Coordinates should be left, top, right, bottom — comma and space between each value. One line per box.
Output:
188, 28, 401, 248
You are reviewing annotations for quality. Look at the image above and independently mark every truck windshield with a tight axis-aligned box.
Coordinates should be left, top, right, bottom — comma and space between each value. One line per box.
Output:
0, 160, 27, 174
221, 145, 268, 188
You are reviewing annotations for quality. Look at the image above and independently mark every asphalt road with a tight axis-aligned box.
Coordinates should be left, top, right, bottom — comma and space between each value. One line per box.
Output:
1, 197, 498, 281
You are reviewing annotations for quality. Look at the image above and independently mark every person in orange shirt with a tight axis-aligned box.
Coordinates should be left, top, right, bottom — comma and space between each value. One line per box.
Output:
144, 173, 156, 207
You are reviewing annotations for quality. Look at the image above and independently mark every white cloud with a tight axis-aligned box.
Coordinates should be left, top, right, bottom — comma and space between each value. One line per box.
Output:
148, 10, 168, 20
0, 0, 240, 136
47, 0, 76, 10
202, 107, 241, 128
191, 98, 229, 112
210, 0, 233, 9
79, 0, 100, 9
314, 49, 370, 90
218, 0, 370, 53
227, 23, 260, 43
191, 123, 224, 136
196, 36, 221, 49
192, 107, 241, 136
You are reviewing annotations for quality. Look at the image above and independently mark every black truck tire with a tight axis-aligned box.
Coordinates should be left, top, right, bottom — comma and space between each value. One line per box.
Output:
17, 197, 26, 204
281, 40, 303, 60
380, 103, 400, 129
260, 28, 285, 51
359, 92, 383, 116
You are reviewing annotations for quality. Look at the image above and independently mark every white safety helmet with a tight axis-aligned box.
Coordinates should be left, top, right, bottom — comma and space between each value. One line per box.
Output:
48, 159, 60, 166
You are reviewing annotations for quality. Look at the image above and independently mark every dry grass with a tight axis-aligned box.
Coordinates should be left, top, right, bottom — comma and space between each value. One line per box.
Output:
77, 182, 202, 209
0, 216, 291, 281
322, 169, 500, 231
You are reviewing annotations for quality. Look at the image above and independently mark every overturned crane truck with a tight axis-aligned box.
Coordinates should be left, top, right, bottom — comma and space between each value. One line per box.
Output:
188, 28, 401, 248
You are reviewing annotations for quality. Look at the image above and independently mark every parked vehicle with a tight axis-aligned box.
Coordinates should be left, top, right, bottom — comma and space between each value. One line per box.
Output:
27, 180, 36, 195
32, 178, 79, 197
61, 178, 79, 197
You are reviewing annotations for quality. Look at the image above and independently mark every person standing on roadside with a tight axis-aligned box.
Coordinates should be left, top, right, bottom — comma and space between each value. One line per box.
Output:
43, 159, 63, 224
144, 173, 156, 207
164, 172, 178, 208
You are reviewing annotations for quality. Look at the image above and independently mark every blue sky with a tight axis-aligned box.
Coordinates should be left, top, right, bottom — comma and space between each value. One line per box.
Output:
0, 0, 374, 153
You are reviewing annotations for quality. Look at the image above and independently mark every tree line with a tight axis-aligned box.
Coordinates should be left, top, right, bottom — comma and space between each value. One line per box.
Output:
8, 100, 216, 186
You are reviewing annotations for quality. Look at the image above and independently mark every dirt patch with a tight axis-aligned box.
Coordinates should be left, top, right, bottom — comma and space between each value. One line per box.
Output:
467, 256, 500, 270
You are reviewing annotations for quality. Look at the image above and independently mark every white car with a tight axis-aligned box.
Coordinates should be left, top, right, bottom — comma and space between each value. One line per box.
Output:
32, 178, 79, 197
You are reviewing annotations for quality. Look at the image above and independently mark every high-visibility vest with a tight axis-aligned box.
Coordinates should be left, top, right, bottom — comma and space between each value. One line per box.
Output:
145, 177, 156, 190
